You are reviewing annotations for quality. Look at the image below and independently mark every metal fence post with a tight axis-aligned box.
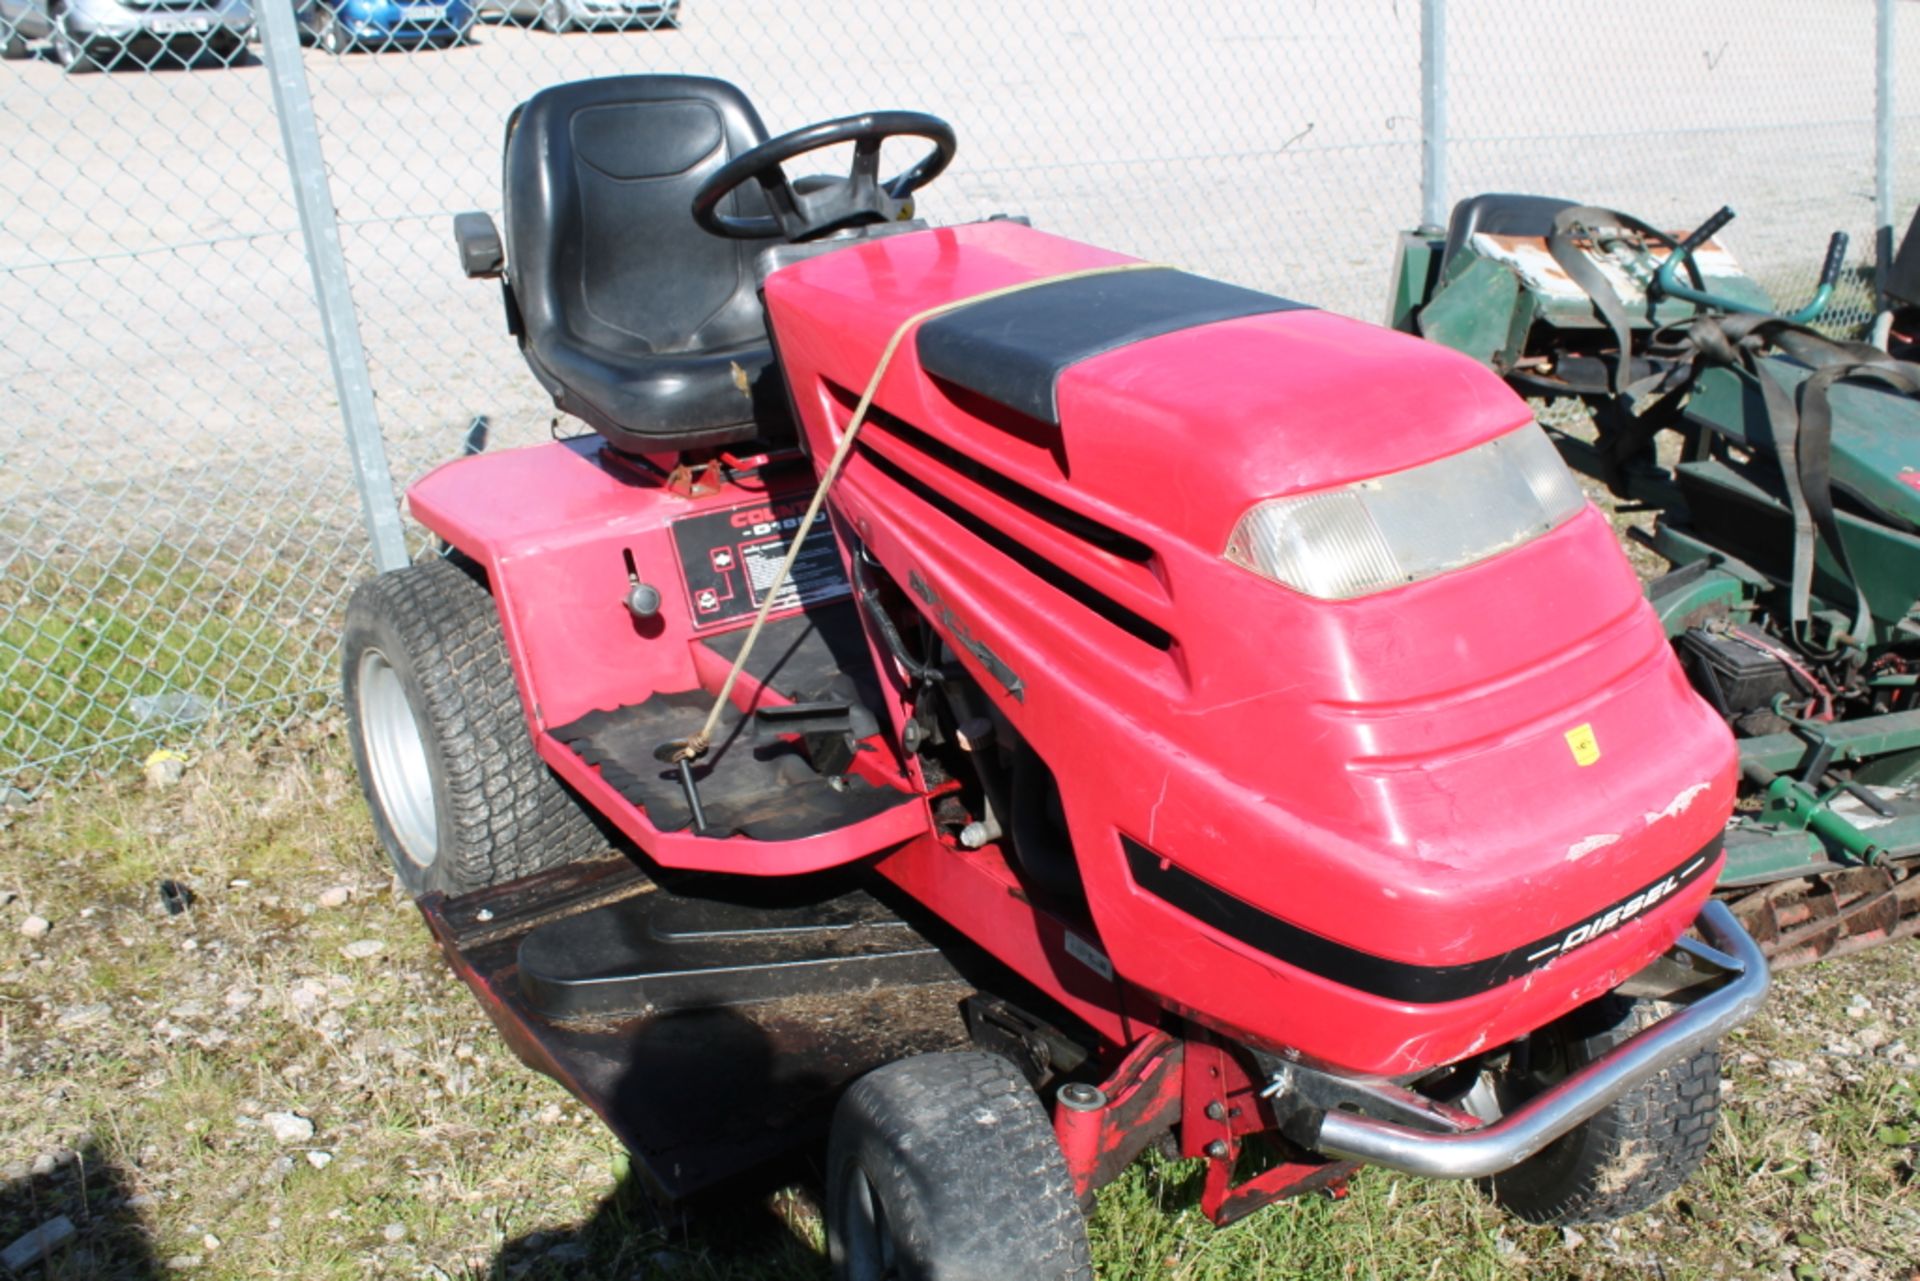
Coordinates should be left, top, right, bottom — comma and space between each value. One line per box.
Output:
255, 0, 411, 573
1420, 0, 1448, 234
1876, 0, 1897, 301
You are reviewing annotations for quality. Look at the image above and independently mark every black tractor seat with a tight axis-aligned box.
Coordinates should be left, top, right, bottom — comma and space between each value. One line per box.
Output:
1438, 192, 1578, 279
455, 75, 793, 453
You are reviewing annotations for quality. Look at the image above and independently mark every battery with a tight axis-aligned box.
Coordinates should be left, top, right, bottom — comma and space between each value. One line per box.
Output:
1677, 625, 1797, 715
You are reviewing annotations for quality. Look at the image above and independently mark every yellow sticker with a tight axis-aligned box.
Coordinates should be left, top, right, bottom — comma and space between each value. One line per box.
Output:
1564, 723, 1601, 767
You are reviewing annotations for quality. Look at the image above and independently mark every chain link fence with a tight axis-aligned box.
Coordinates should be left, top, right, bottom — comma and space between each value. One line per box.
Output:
2, 0, 1916, 789
0, 16, 371, 789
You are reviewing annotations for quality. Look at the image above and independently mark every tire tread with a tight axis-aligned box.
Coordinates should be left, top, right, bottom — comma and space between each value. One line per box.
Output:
1489, 998, 1720, 1225
827, 1051, 1092, 1281
345, 557, 605, 893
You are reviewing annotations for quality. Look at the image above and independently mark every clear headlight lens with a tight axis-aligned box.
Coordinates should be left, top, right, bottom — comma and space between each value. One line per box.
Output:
1224, 424, 1586, 600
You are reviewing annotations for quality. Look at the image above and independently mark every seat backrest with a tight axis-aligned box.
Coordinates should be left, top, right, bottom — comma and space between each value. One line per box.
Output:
1438, 193, 1577, 279
503, 75, 775, 361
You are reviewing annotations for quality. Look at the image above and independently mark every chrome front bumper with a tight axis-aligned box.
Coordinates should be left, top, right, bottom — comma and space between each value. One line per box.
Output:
1310, 900, 1769, 1179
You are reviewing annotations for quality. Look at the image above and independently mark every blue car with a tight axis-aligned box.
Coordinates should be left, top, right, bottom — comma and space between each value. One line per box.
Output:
297, 0, 474, 50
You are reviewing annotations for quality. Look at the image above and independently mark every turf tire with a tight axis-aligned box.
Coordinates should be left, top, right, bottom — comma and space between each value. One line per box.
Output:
1486, 995, 1719, 1225
825, 1051, 1092, 1281
342, 556, 607, 896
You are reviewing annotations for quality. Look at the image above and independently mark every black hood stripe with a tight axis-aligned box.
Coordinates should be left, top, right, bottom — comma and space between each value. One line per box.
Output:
915, 268, 1310, 425
1123, 836, 1720, 1005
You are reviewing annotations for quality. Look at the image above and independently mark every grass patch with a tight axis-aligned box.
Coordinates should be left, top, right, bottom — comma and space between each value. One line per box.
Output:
0, 731, 1916, 1279
0, 541, 350, 784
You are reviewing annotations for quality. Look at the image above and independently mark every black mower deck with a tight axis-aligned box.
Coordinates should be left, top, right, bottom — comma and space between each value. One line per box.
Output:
420, 856, 973, 1200
549, 606, 907, 840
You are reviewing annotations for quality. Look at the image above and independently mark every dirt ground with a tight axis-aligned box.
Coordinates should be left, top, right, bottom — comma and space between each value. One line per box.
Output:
0, 729, 1916, 1280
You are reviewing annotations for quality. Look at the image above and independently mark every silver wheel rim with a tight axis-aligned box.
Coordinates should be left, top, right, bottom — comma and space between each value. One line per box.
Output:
841, 1166, 898, 1281
357, 648, 438, 867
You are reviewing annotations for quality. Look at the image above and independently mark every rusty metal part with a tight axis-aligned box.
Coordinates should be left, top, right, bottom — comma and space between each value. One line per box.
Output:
1721, 861, 1920, 969
1051, 1032, 1356, 1226
666, 456, 727, 497
1052, 1032, 1185, 1202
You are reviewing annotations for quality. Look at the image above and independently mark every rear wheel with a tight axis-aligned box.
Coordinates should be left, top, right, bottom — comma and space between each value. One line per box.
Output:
1, 22, 28, 59
1483, 996, 1720, 1224
342, 557, 608, 896
539, 1, 568, 32
825, 1051, 1092, 1281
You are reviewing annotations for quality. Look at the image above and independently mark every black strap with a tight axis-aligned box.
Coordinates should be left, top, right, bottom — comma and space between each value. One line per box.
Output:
1546, 206, 1704, 396
1536, 207, 1920, 649
1674, 313, 1915, 647
1794, 358, 1920, 646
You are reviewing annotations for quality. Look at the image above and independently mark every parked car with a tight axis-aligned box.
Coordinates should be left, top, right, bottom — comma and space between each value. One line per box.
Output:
297, 0, 474, 51
2, 0, 250, 70
0, 0, 51, 58
480, 0, 675, 34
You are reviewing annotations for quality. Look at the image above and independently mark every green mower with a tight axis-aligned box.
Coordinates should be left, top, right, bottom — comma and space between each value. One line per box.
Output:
1392, 195, 1920, 966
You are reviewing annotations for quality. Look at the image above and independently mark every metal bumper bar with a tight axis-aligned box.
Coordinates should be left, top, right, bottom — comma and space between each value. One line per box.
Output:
1313, 900, 1769, 1179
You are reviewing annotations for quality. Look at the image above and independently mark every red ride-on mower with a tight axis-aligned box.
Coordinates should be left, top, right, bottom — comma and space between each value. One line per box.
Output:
343, 76, 1770, 1274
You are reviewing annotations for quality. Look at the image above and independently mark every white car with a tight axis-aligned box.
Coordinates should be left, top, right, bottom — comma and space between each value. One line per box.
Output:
0, 0, 251, 70
481, 0, 675, 34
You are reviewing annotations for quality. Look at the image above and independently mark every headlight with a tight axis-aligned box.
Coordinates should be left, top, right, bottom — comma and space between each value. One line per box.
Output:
1223, 424, 1586, 600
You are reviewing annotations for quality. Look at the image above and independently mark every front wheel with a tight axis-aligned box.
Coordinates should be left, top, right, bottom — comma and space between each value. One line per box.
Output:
342, 557, 608, 896
825, 1052, 1092, 1281
1483, 996, 1720, 1224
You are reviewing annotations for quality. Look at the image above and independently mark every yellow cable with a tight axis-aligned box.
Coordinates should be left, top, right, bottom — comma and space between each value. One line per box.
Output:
676, 258, 1165, 764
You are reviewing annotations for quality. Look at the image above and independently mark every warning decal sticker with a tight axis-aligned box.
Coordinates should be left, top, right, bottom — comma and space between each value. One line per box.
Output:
671, 497, 851, 628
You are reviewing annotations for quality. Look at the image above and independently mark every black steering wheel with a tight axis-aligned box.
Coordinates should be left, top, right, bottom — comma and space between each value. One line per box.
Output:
691, 111, 956, 242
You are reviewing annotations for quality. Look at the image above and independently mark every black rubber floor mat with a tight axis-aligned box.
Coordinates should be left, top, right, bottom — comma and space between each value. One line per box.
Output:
551, 692, 910, 841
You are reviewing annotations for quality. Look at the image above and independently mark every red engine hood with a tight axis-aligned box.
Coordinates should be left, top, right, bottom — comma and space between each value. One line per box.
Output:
764, 220, 1738, 1073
